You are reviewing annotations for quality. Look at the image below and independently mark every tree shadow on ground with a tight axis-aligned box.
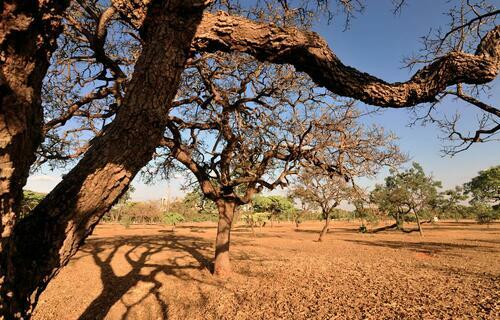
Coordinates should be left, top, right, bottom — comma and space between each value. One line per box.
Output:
234, 232, 292, 240
294, 227, 358, 235
76, 233, 215, 320
344, 239, 498, 256
460, 238, 500, 245
418, 260, 500, 280
176, 225, 217, 230
426, 226, 499, 232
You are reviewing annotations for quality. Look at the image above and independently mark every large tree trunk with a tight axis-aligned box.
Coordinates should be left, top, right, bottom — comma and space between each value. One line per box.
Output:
214, 200, 236, 277
318, 212, 331, 242
0, 1, 70, 317
2, 1, 206, 317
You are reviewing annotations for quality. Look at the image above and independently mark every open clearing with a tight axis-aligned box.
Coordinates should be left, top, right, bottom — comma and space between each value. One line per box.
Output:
33, 221, 499, 320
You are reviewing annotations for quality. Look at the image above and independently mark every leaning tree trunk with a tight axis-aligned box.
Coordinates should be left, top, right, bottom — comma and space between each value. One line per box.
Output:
367, 222, 399, 233
214, 200, 237, 277
414, 211, 424, 237
318, 212, 331, 242
0, 1, 70, 317
395, 211, 402, 230
3, 1, 206, 317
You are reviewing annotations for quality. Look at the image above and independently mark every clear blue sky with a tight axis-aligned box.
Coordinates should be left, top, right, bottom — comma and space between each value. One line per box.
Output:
26, 0, 499, 200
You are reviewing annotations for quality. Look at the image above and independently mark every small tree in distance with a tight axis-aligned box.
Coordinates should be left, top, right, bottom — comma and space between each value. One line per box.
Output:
464, 166, 500, 224
370, 162, 441, 236
253, 195, 296, 227
291, 168, 354, 242
291, 129, 404, 242
435, 186, 468, 222
182, 187, 218, 218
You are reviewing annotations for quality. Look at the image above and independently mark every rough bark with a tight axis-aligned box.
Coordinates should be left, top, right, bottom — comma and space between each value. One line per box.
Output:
318, 213, 331, 242
3, 1, 206, 317
0, 1, 70, 317
214, 200, 236, 277
192, 12, 500, 108
107, 5, 500, 108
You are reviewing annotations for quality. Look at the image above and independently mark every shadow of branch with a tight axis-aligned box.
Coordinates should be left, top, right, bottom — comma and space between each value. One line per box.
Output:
77, 233, 214, 319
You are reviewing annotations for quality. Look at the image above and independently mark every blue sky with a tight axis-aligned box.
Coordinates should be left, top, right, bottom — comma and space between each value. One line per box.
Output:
26, 0, 499, 200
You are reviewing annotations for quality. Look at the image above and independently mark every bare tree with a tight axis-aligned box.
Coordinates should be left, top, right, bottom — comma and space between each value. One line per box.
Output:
291, 130, 404, 242
292, 169, 353, 242
146, 53, 387, 275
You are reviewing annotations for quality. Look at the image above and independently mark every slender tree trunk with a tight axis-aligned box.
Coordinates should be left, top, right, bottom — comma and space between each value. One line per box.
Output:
3, 1, 206, 317
395, 211, 402, 230
214, 200, 236, 277
318, 212, 331, 242
0, 1, 70, 317
415, 211, 424, 237
250, 222, 255, 237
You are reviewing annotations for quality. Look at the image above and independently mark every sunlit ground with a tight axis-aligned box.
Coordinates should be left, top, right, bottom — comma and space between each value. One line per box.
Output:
34, 220, 499, 320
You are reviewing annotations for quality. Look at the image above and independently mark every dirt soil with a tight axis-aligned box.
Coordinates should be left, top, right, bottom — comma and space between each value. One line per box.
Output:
33, 220, 499, 320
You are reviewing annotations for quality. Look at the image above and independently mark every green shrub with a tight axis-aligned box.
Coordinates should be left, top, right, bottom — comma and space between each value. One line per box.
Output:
120, 214, 133, 228
475, 205, 499, 225
21, 190, 46, 218
242, 212, 269, 227
190, 214, 218, 222
161, 212, 185, 225
359, 224, 368, 233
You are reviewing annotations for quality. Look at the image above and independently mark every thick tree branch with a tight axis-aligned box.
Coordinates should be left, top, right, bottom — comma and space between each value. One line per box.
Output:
192, 12, 499, 108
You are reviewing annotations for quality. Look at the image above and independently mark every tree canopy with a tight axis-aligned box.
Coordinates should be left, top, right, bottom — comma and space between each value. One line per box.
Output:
370, 162, 442, 235
464, 166, 500, 209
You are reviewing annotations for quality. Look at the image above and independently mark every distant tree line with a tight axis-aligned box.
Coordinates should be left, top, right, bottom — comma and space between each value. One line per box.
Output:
356, 164, 499, 233
21, 165, 498, 234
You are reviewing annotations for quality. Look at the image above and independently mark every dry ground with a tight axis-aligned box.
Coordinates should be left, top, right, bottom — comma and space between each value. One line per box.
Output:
33, 220, 499, 320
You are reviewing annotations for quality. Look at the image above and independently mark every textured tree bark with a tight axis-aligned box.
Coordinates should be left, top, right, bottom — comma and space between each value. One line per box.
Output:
192, 13, 500, 108
107, 5, 500, 109
0, 1, 70, 317
2, 1, 206, 317
318, 213, 331, 242
214, 200, 236, 277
